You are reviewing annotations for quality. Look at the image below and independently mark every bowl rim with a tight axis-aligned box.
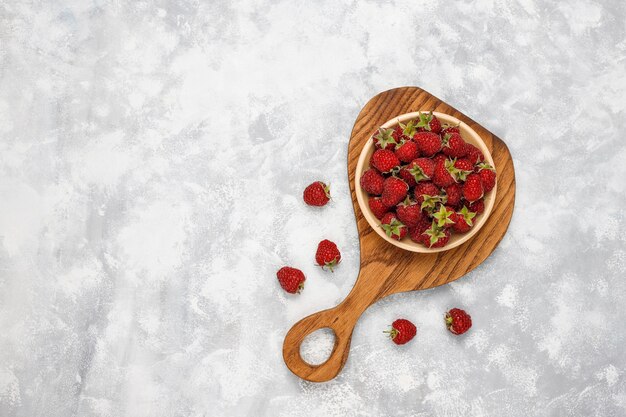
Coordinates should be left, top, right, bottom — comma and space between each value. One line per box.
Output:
354, 111, 497, 253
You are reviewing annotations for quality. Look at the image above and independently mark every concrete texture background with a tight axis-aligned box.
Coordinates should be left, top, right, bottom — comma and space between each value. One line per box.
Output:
1, 0, 625, 416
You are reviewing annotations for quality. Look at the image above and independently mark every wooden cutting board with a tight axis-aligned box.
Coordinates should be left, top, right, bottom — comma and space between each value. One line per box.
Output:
282, 86, 516, 382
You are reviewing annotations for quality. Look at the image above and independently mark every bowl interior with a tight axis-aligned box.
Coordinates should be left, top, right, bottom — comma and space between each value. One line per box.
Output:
355, 111, 496, 253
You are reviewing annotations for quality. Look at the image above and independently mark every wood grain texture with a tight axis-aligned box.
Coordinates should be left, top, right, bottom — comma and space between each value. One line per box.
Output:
283, 87, 516, 382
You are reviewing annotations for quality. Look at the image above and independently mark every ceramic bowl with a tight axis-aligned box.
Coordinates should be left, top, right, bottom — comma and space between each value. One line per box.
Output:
355, 111, 496, 253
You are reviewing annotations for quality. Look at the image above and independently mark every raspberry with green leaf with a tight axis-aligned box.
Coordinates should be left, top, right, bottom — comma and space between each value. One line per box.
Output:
396, 197, 424, 227
373, 127, 398, 151
433, 158, 457, 187
406, 157, 434, 183
451, 205, 476, 233
415, 112, 442, 134
380, 212, 408, 241
432, 205, 456, 229
421, 221, 451, 248
414, 182, 441, 211
477, 163, 496, 192
398, 119, 420, 138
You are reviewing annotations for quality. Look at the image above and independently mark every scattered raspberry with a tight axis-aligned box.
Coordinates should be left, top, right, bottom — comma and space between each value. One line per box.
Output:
445, 308, 472, 335
303, 181, 330, 206
385, 318, 417, 345
315, 239, 341, 272
276, 267, 305, 294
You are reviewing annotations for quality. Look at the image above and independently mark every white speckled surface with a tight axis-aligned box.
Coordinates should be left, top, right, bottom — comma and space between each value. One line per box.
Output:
1, 1, 625, 416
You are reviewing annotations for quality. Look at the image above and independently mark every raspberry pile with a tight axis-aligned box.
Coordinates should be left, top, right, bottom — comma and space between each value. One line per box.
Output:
360, 112, 496, 248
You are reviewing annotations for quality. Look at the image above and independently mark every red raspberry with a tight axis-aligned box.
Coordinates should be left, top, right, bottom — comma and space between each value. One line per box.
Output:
463, 173, 484, 202
373, 127, 398, 151
441, 124, 460, 135
414, 182, 441, 210
421, 222, 451, 248
442, 132, 467, 158
445, 308, 472, 335
315, 239, 341, 272
465, 143, 484, 164
433, 158, 456, 187
432, 152, 447, 165
409, 217, 432, 244
385, 318, 417, 345
303, 182, 330, 206
276, 267, 305, 294
369, 197, 389, 219
453, 158, 474, 181
468, 199, 485, 214
450, 206, 476, 234
444, 183, 462, 207
432, 205, 455, 229
371, 149, 400, 173
398, 166, 417, 187
381, 177, 409, 207
413, 132, 441, 157
477, 163, 496, 192
391, 125, 407, 142
360, 168, 384, 195
416, 112, 442, 134
454, 158, 473, 172
396, 197, 424, 227
380, 212, 408, 240
406, 158, 435, 183
395, 140, 420, 163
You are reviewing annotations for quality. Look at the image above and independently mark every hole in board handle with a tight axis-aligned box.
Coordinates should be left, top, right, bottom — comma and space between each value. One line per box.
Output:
299, 327, 336, 366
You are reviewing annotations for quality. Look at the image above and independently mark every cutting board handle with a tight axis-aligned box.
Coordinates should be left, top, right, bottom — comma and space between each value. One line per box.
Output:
282, 292, 368, 382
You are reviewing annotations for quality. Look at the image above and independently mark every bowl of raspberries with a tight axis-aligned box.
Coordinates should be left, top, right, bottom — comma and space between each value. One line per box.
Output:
356, 111, 497, 252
